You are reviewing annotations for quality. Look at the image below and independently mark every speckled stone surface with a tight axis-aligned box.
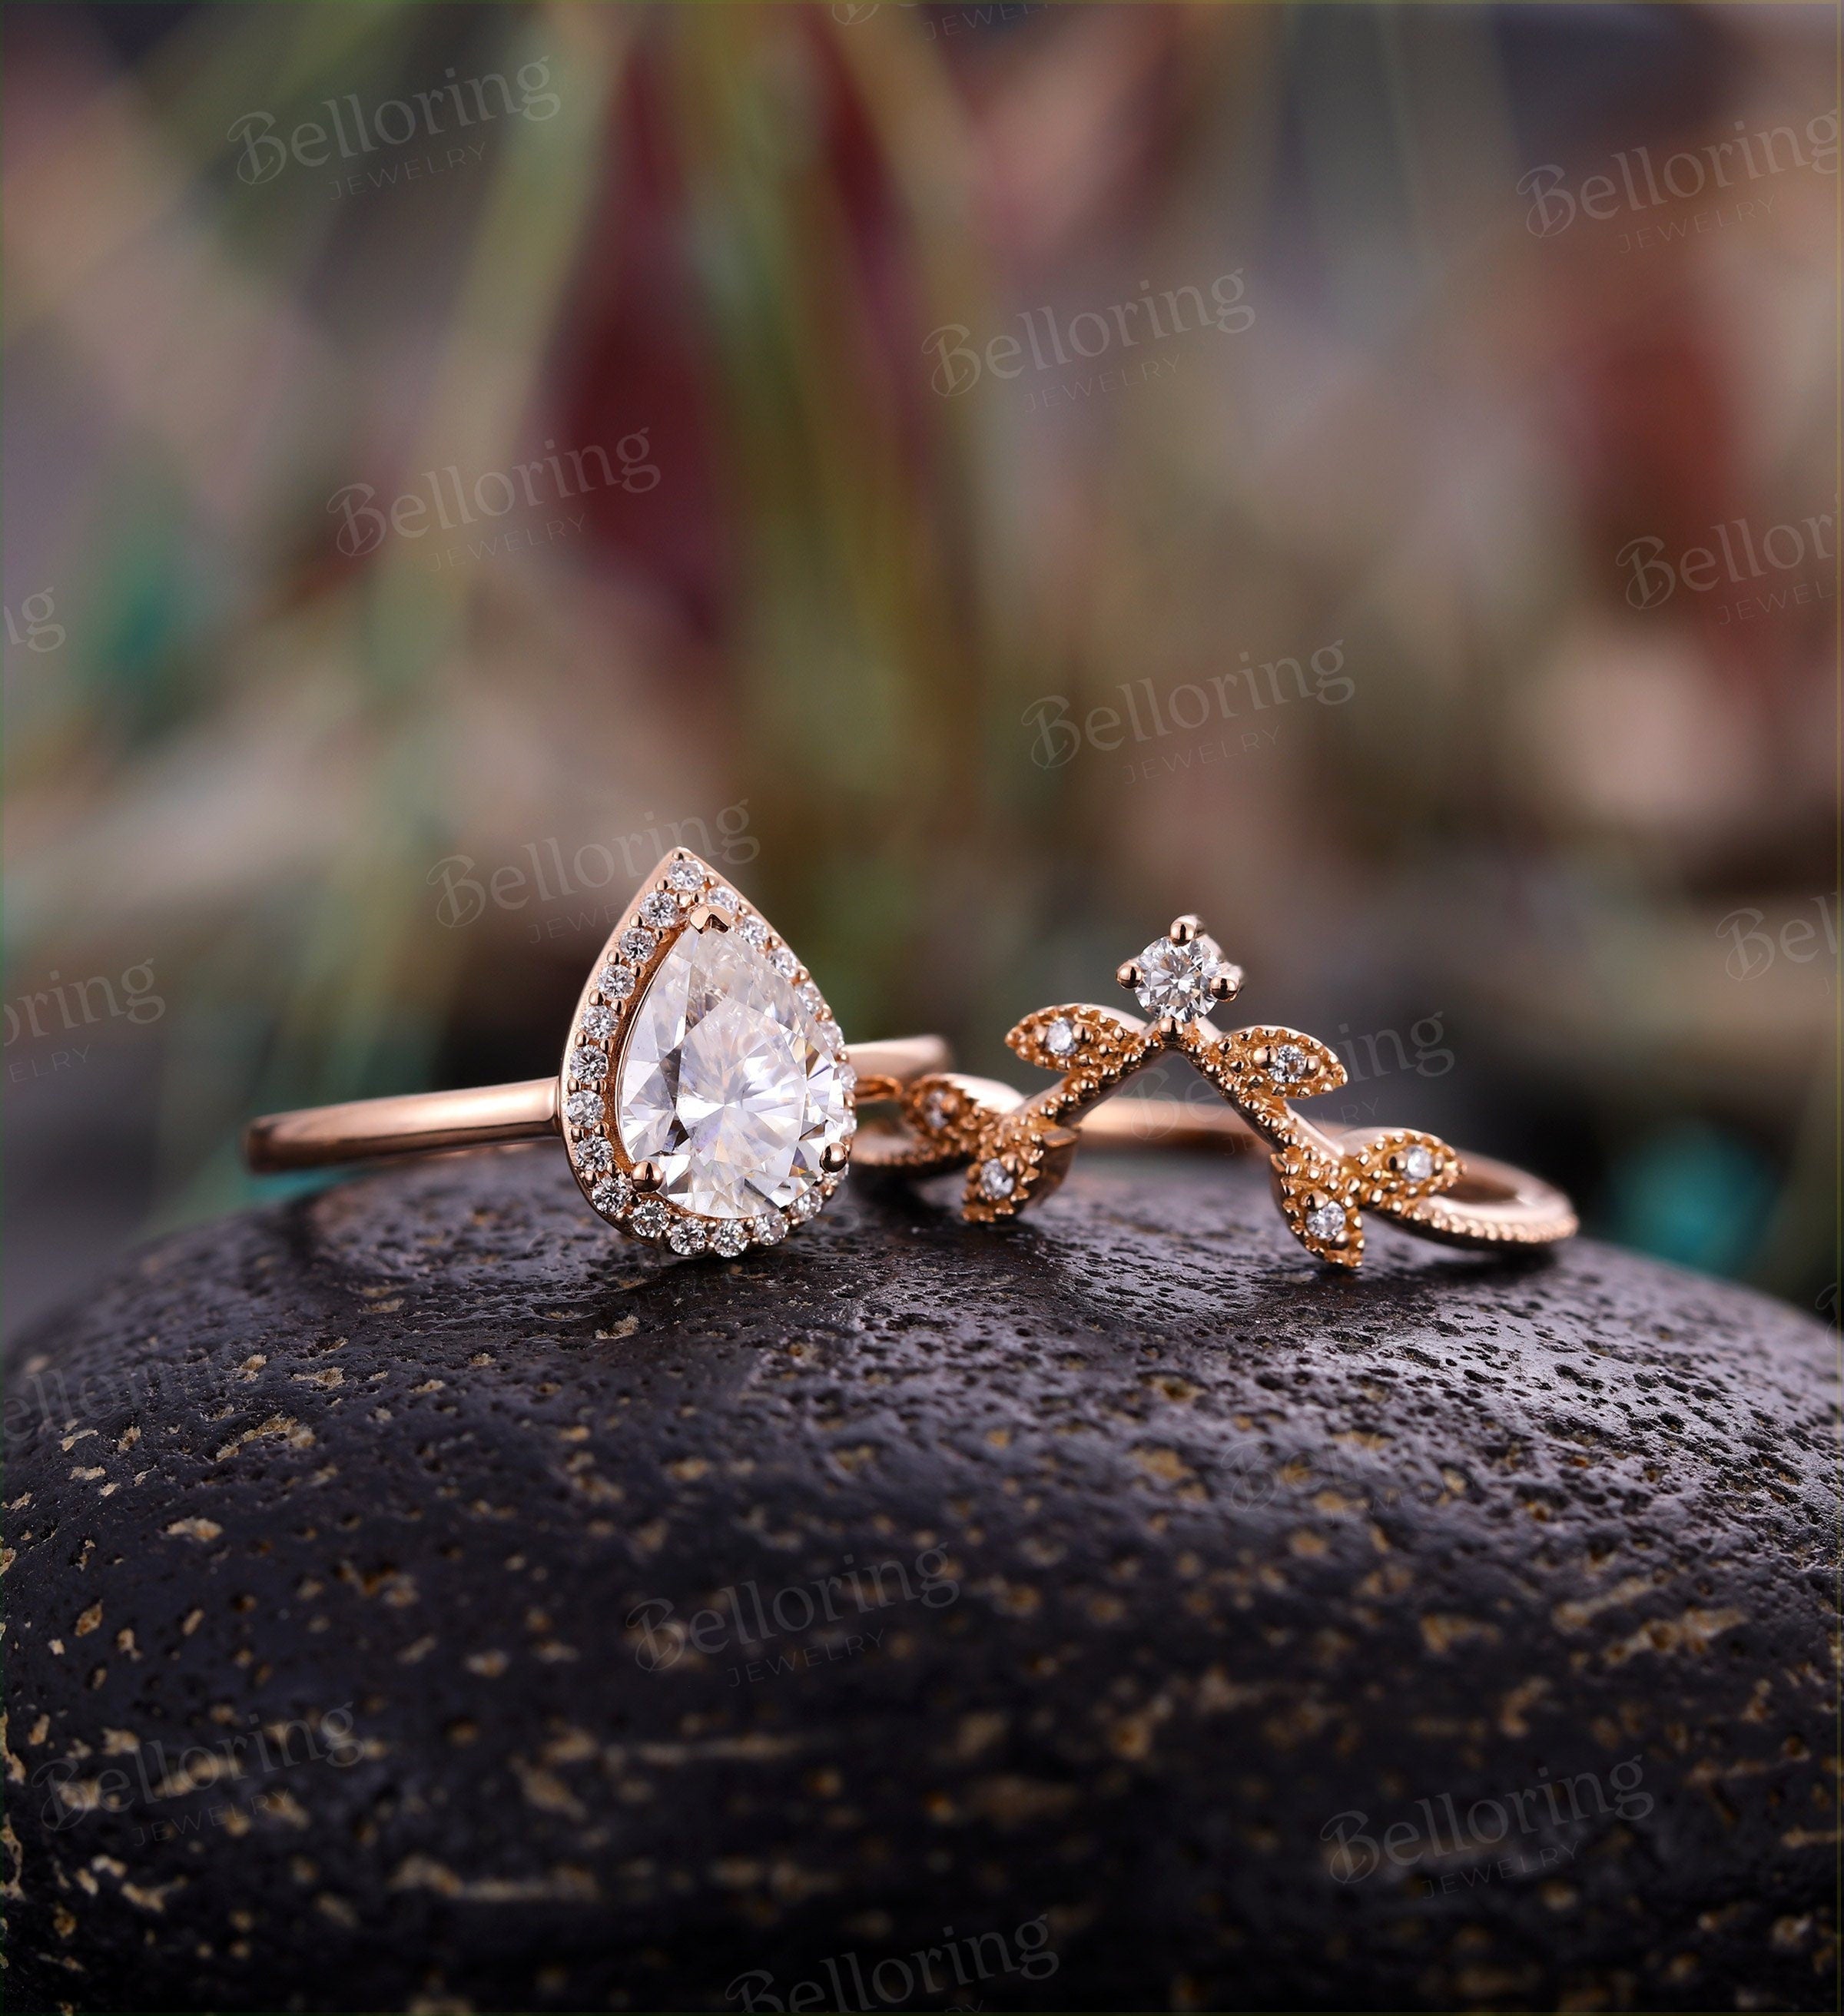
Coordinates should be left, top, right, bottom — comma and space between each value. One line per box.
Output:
3, 1145, 1836, 2014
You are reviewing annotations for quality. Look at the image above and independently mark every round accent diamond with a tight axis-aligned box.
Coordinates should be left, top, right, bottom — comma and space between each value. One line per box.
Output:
797, 980, 825, 1016
710, 1220, 749, 1258
1045, 1016, 1077, 1058
668, 860, 707, 894
619, 926, 657, 963
1403, 1145, 1436, 1183
640, 892, 681, 929
708, 885, 740, 912
599, 962, 637, 1000
667, 1217, 708, 1255
737, 917, 769, 948
570, 1045, 607, 1082
769, 944, 798, 978
749, 1212, 787, 1246
815, 1021, 844, 1058
577, 1136, 614, 1177
1132, 930, 1241, 1022
580, 1004, 615, 1041
923, 1089, 954, 1131
788, 1189, 821, 1223
631, 1199, 670, 1238
565, 1089, 604, 1129
1306, 1200, 1347, 1244
979, 1159, 1016, 1201
1270, 1043, 1310, 1083
590, 1174, 633, 1219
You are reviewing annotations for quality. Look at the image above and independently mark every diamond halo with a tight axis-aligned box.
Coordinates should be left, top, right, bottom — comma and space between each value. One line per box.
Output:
560, 850, 855, 1256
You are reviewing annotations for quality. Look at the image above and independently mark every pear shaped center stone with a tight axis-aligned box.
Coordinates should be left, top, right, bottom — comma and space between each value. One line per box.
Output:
616, 927, 851, 1218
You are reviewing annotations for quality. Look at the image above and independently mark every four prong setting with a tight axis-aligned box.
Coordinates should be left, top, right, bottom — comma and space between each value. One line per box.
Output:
1126, 920, 1243, 1027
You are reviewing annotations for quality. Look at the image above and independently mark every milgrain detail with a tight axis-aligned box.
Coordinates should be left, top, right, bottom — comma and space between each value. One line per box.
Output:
861, 917, 1576, 1269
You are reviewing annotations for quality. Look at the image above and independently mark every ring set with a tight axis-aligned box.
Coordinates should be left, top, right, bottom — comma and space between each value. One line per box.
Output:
245, 856, 1576, 1271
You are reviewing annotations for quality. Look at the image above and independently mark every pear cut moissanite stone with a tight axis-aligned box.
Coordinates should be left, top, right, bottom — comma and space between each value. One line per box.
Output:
616, 925, 852, 1218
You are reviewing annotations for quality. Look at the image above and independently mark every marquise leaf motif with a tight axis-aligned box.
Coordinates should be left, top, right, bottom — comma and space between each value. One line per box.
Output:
1271, 1145, 1365, 1269
1199, 1025, 1347, 1110
1007, 1004, 1151, 1079
961, 1112, 1077, 1224
900, 1075, 999, 1166
1345, 1129, 1461, 1212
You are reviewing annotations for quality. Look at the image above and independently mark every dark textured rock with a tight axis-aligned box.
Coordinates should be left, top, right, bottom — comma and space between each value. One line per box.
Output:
2, 1143, 1835, 2014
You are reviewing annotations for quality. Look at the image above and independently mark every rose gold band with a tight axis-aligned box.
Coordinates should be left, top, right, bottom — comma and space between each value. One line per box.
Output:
854, 1024, 1577, 1263
244, 1035, 952, 1175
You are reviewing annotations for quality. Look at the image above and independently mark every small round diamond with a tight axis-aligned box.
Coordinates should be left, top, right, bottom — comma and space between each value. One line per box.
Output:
708, 885, 739, 912
631, 1199, 670, 1238
599, 962, 637, 1000
923, 1089, 955, 1131
980, 1159, 1016, 1201
749, 1212, 787, 1246
565, 1089, 604, 1129
577, 1136, 614, 1177
667, 1217, 708, 1255
1403, 1145, 1436, 1183
1045, 1016, 1076, 1058
1270, 1043, 1309, 1083
1132, 930, 1240, 1022
570, 1045, 607, 1082
815, 1021, 844, 1057
667, 860, 706, 894
1306, 1200, 1347, 1244
837, 1064, 857, 1096
738, 917, 769, 948
591, 1175, 632, 1219
640, 891, 681, 929
788, 1189, 821, 1224
580, 1003, 615, 1041
619, 926, 657, 962
797, 980, 825, 1015
710, 1220, 749, 1258
769, 944, 799, 977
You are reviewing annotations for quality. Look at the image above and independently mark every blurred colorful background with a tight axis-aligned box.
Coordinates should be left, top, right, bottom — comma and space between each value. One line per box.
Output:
4, 1, 1836, 1339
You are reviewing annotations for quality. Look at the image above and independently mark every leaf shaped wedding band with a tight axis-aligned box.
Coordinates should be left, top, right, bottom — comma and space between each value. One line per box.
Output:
853, 914, 1577, 1270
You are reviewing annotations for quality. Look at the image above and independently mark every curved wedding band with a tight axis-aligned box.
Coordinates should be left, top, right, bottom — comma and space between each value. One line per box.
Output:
855, 914, 1577, 1270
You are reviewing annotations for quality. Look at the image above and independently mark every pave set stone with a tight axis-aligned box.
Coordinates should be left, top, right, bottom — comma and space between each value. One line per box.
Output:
562, 855, 853, 1256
